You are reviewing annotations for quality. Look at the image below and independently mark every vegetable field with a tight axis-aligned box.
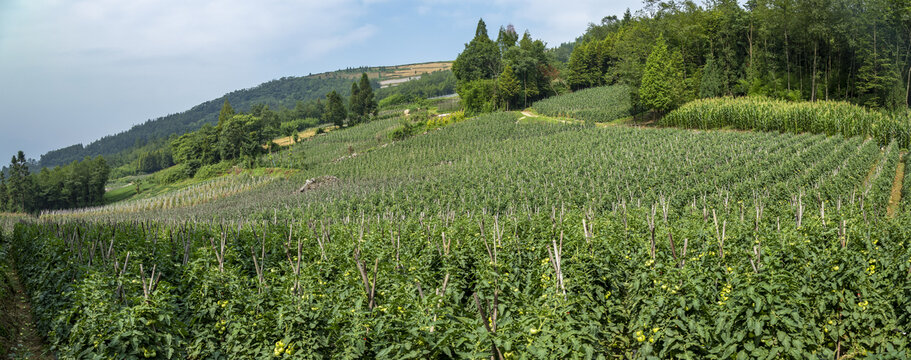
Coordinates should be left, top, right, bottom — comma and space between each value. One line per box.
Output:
8, 112, 911, 358
531, 85, 632, 123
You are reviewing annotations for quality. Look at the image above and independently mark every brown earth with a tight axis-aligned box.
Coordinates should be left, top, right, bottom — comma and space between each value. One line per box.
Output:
1, 261, 52, 359
886, 153, 906, 218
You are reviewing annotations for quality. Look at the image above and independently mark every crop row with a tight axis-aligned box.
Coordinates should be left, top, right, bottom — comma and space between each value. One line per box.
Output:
11, 201, 911, 359
660, 97, 911, 149
61, 113, 899, 224
530, 85, 632, 123
42, 173, 277, 220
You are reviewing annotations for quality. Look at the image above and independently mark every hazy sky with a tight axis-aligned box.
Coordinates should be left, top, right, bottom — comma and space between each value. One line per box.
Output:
0, 0, 642, 160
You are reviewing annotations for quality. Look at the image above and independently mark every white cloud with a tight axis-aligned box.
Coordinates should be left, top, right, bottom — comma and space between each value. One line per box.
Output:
0, 0, 379, 158
0, 0, 376, 68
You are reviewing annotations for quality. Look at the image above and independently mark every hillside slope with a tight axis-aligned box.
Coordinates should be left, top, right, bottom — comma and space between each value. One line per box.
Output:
38, 62, 452, 169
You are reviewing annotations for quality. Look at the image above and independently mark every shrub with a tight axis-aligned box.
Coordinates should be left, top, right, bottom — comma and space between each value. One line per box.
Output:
194, 162, 234, 181
425, 111, 467, 131
153, 163, 190, 184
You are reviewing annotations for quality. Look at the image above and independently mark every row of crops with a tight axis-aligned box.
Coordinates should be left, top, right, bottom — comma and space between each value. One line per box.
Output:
9, 202, 911, 358
8, 111, 911, 358
530, 85, 632, 123
0, 230, 10, 355
72, 113, 902, 224
660, 97, 911, 149
41, 173, 279, 220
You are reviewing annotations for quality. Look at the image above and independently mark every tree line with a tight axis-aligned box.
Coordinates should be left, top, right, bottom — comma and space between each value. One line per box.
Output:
169, 73, 378, 179
564, 0, 911, 114
37, 76, 358, 170
453, 21, 558, 113
0, 151, 110, 213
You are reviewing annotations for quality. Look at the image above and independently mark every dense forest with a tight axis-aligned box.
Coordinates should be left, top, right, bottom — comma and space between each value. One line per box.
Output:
563, 0, 911, 112
449, 0, 911, 117
0, 151, 109, 213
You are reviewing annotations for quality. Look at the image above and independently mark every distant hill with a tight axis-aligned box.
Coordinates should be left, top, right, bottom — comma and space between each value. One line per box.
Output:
38, 61, 453, 169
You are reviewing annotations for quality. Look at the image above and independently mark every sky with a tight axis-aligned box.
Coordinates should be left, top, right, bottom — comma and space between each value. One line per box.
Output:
0, 0, 642, 161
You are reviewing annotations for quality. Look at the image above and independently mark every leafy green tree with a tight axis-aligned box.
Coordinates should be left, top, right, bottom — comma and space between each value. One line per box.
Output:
172, 124, 219, 177
498, 65, 521, 110
325, 91, 348, 127
497, 25, 519, 54
217, 99, 235, 129
359, 73, 378, 117
218, 118, 246, 160
458, 79, 498, 114
0, 172, 7, 211
6, 151, 36, 212
349, 82, 364, 125
640, 36, 683, 114
452, 19, 501, 82
699, 54, 724, 98
503, 31, 553, 107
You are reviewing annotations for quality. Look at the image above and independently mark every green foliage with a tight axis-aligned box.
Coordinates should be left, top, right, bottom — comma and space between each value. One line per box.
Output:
497, 65, 520, 110
217, 114, 267, 162
217, 99, 235, 129
279, 118, 321, 137
153, 164, 190, 185
348, 73, 379, 125
376, 71, 457, 107
194, 162, 234, 181
457, 79, 498, 115
501, 31, 555, 108
640, 36, 684, 113
0, 152, 109, 213
698, 55, 724, 98
531, 85, 633, 123
38, 76, 355, 170
325, 91, 348, 128
661, 97, 911, 149
424, 111, 467, 131
452, 19, 501, 82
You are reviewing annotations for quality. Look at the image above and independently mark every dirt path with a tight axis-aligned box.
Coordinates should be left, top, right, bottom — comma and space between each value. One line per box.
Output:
886, 153, 906, 218
2, 262, 52, 359
520, 110, 538, 118
860, 151, 884, 196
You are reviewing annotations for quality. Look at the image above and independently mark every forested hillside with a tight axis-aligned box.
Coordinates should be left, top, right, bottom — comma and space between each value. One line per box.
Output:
564, 0, 911, 112
37, 76, 357, 169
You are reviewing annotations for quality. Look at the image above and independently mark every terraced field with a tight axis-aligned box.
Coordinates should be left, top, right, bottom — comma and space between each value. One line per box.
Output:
7, 108, 911, 358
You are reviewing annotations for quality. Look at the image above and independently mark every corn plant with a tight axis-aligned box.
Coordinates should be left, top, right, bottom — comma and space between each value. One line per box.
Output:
661, 97, 911, 149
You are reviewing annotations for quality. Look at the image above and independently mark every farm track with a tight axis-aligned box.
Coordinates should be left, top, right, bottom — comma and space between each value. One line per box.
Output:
2, 261, 52, 359
887, 153, 906, 218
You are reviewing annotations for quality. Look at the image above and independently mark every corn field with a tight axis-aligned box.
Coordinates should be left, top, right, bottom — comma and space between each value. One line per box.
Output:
661, 97, 911, 149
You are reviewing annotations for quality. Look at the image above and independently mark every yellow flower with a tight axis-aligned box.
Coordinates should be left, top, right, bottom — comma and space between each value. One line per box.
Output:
832, 265, 839, 272
635, 330, 646, 342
